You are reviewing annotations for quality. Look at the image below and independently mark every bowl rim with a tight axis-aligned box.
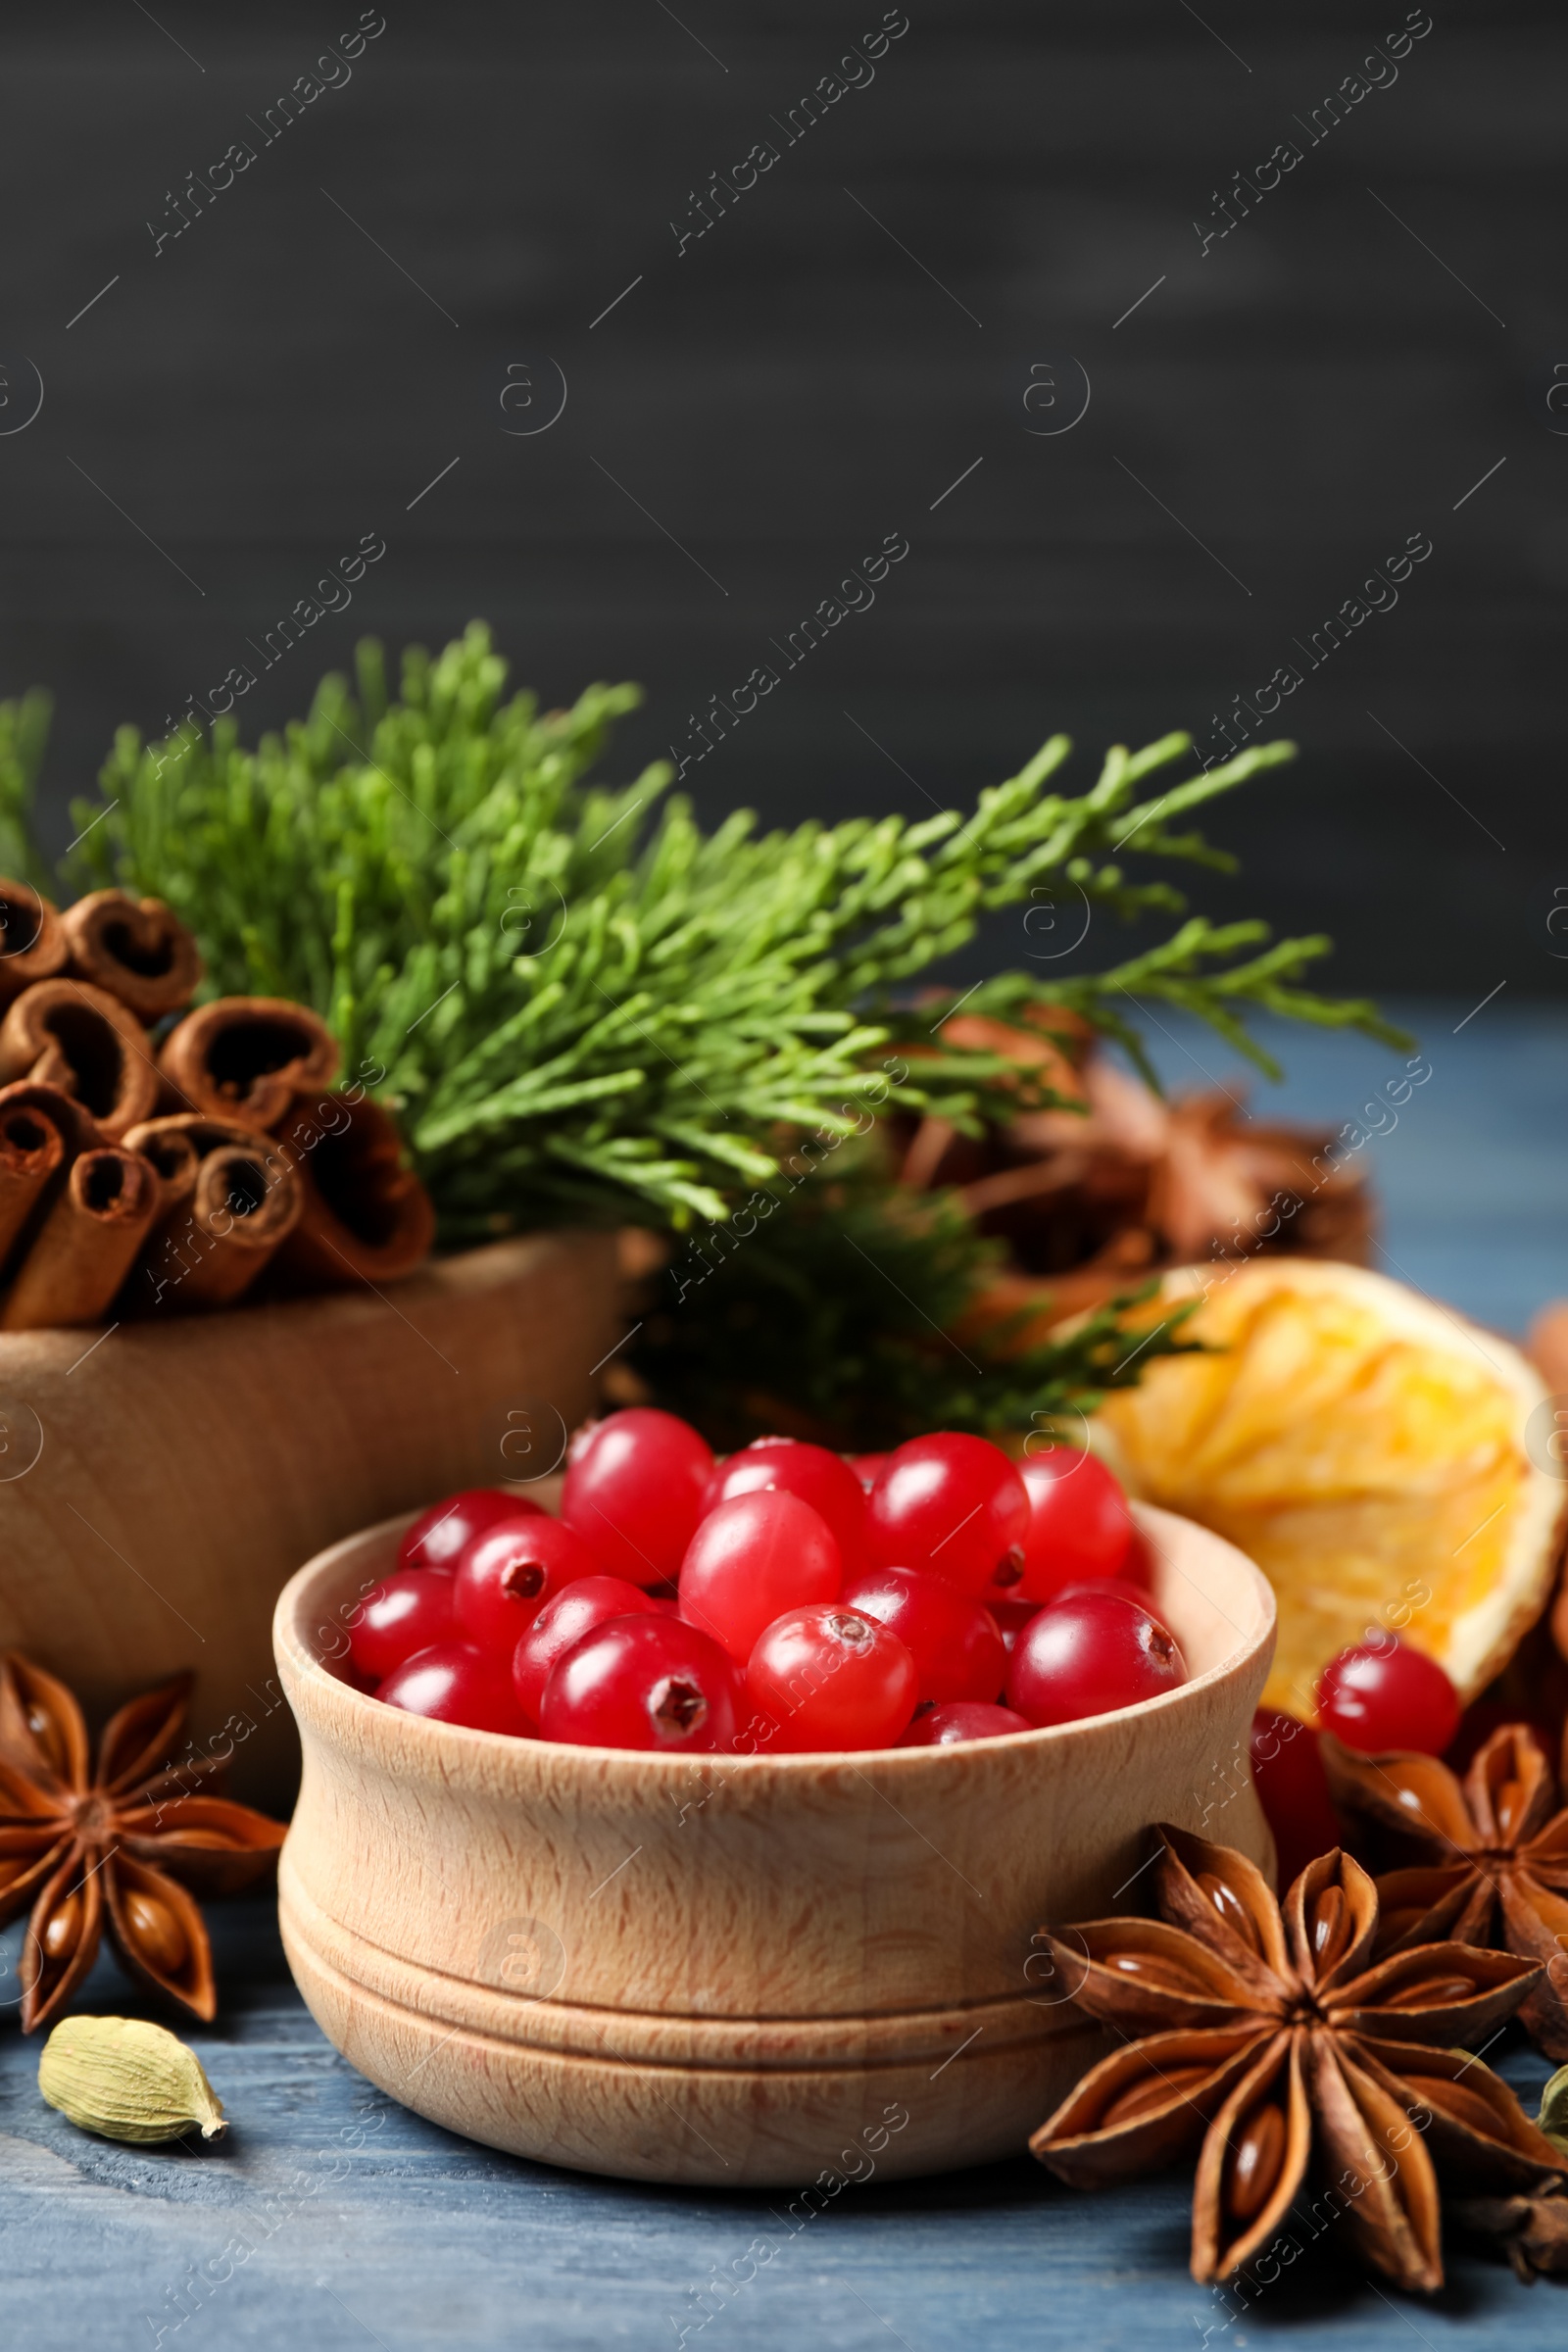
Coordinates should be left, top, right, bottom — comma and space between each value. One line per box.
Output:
274, 1499, 1277, 1780
0, 1230, 606, 1368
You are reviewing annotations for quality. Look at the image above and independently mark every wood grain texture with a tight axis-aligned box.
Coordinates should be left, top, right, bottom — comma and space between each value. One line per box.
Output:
274, 1501, 1276, 2184
0, 1230, 620, 1805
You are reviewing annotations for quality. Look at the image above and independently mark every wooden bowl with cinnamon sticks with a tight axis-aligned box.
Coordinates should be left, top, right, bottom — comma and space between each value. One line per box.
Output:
0, 884, 624, 1804
274, 1502, 1276, 2186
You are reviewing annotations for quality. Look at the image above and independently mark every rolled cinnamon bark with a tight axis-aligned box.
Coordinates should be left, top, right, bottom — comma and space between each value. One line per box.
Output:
60, 890, 203, 1022
0, 1146, 159, 1330
0, 979, 160, 1141
0, 1089, 71, 1267
0, 1078, 100, 1158
274, 1092, 436, 1290
0, 879, 69, 1009
158, 997, 340, 1131
119, 1116, 199, 1224
125, 1114, 302, 1312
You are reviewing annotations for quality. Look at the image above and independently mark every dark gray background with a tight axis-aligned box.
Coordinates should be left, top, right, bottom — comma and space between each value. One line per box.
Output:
2, 1, 1561, 991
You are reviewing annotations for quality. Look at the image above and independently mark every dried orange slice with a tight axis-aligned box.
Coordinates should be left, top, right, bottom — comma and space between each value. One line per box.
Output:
1091, 1258, 1566, 1716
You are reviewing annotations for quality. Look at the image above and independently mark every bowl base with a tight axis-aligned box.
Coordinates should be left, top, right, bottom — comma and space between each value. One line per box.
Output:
280, 1863, 1106, 2186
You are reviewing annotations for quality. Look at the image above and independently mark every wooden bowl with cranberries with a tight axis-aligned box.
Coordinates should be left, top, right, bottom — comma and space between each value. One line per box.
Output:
274, 1410, 1277, 2186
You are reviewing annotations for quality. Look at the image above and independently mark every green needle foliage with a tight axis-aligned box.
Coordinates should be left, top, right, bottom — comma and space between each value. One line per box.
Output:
629, 1142, 1206, 1451
0, 621, 1403, 1243
0, 689, 56, 897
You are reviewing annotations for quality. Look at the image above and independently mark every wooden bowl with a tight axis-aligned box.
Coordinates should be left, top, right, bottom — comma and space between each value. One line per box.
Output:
275, 1502, 1276, 2186
0, 1231, 620, 1806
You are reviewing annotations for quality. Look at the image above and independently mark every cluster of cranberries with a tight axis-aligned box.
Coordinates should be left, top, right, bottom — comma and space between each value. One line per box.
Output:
345, 1409, 1190, 1753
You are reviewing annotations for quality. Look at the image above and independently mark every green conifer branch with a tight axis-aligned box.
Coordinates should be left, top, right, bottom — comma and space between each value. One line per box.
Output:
0, 622, 1408, 1236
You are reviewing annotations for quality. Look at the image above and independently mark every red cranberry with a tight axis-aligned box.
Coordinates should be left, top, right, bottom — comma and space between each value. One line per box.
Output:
513, 1577, 659, 1721
702, 1440, 866, 1566
561, 1409, 713, 1585
1119, 1527, 1155, 1591
454, 1513, 601, 1651
349, 1569, 454, 1682
839, 1563, 1005, 1704
989, 1595, 1044, 1654
1006, 1590, 1187, 1727
898, 1701, 1032, 1746
678, 1490, 841, 1662
377, 1642, 528, 1735
864, 1433, 1029, 1595
541, 1615, 741, 1751
1011, 1446, 1133, 1602
1315, 1638, 1460, 1755
1250, 1707, 1343, 1886
399, 1488, 528, 1575
747, 1604, 918, 1752
1054, 1577, 1171, 1630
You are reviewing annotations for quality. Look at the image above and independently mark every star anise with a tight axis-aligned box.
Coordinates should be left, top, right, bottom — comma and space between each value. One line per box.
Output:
898, 1015, 1373, 1328
1321, 1724, 1568, 2060
0, 1652, 287, 2031
1029, 1825, 1562, 2290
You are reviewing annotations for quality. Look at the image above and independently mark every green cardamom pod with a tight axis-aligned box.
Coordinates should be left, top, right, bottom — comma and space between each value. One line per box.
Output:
38, 2014, 227, 2144
1539, 2062, 1568, 2158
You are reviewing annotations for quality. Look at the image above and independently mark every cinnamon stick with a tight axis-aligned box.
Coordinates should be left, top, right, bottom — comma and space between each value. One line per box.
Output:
157, 997, 339, 1131
0, 1080, 100, 1163
0, 979, 160, 1141
126, 1114, 302, 1311
60, 890, 203, 1022
0, 1147, 159, 1330
0, 1088, 71, 1267
0, 879, 69, 1009
118, 1116, 199, 1224
274, 1092, 435, 1289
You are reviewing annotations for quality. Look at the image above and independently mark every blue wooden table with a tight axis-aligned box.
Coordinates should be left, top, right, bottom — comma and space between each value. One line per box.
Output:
3, 998, 1566, 2350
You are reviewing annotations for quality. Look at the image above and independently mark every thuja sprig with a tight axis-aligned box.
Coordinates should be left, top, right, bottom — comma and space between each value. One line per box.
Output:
0, 621, 1405, 1234
628, 1148, 1205, 1450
